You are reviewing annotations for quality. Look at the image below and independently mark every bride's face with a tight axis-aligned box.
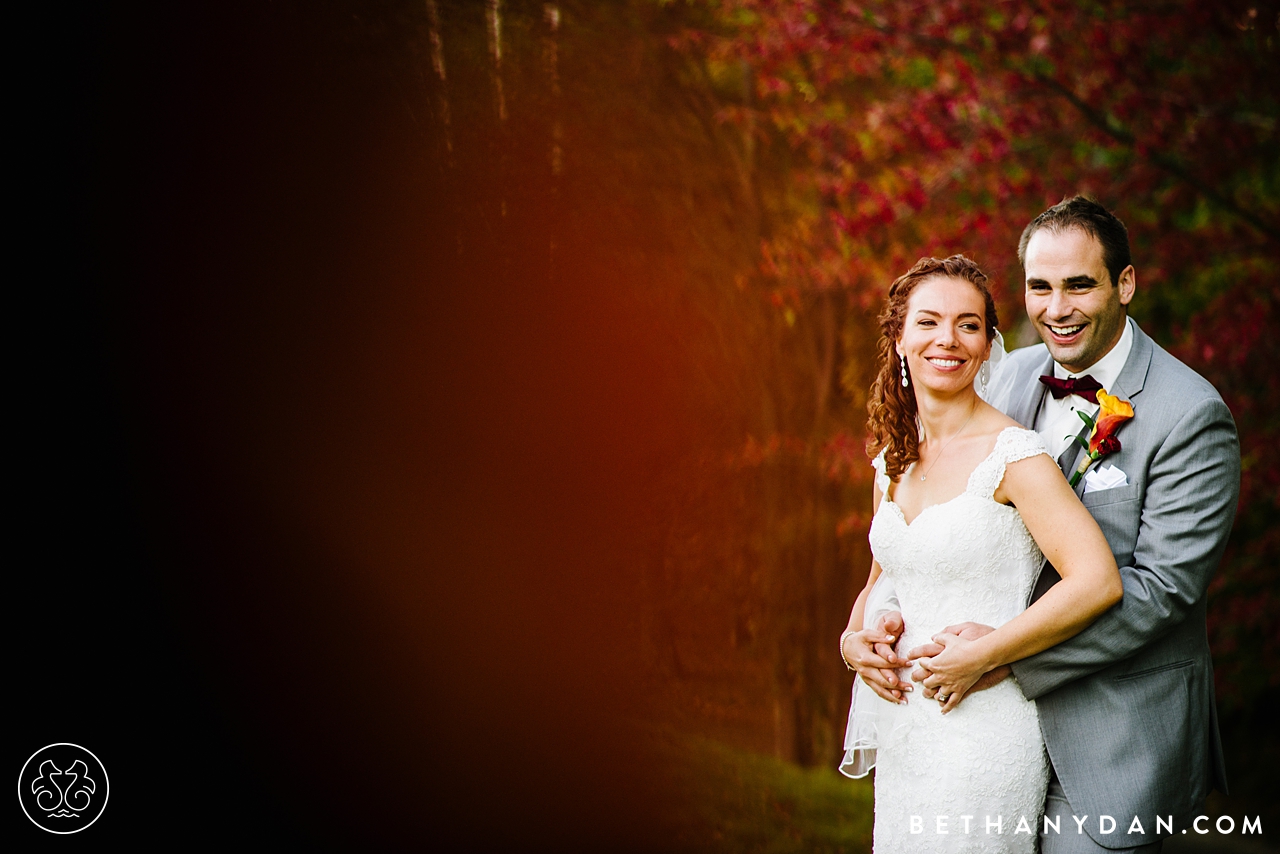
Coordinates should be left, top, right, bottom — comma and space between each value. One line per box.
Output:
896, 275, 992, 395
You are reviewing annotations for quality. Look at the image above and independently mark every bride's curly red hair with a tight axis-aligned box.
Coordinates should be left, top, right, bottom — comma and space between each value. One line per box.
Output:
867, 255, 999, 482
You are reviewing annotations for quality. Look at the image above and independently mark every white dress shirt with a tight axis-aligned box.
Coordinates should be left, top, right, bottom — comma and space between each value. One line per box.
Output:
1036, 317, 1135, 460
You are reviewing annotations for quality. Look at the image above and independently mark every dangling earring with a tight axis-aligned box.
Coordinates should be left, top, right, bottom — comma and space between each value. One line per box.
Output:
979, 361, 990, 393
900, 357, 909, 388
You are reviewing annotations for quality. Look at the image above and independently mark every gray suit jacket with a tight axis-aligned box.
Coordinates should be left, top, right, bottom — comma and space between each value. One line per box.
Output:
995, 322, 1239, 847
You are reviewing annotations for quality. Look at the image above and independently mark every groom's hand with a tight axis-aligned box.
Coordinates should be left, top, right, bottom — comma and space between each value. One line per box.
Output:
844, 611, 912, 703
967, 665, 1013, 694
908, 622, 1010, 700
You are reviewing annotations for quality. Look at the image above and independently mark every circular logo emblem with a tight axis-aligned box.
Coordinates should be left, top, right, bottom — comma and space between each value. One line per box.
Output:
18, 743, 109, 834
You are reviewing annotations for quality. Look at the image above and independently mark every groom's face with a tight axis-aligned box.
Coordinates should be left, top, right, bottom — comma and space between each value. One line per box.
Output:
1023, 227, 1135, 374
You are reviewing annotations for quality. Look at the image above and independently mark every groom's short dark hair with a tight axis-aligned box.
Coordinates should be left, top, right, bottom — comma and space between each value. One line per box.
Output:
1017, 196, 1132, 288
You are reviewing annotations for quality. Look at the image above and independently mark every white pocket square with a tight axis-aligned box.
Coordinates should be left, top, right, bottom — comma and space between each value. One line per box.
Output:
1083, 464, 1128, 494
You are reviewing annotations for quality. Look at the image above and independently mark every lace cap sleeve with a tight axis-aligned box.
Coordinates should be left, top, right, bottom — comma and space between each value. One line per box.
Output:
870, 448, 891, 494
968, 427, 1049, 500
998, 426, 1049, 465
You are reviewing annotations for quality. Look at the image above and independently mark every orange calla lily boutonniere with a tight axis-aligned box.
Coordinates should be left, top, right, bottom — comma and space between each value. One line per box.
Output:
1068, 389, 1135, 488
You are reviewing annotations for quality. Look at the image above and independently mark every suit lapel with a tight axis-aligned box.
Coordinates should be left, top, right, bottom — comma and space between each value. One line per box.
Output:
1008, 350, 1055, 430
1056, 319, 1153, 490
1058, 428, 1087, 486
1109, 319, 1152, 403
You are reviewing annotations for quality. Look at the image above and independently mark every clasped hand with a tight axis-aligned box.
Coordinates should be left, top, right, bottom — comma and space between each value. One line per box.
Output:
909, 622, 1011, 713
842, 612, 912, 704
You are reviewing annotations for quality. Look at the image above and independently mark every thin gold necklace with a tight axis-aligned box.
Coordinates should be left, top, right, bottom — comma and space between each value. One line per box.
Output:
918, 400, 978, 482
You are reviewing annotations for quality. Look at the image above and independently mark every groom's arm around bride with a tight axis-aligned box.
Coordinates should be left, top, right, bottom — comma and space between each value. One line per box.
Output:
995, 316, 1237, 844
881, 197, 1240, 850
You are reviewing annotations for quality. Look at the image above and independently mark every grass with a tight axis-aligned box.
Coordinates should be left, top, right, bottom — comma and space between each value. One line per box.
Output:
650, 730, 874, 853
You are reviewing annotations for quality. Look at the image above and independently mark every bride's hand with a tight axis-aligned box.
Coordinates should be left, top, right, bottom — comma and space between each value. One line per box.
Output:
842, 612, 913, 704
912, 633, 992, 714
909, 622, 1009, 706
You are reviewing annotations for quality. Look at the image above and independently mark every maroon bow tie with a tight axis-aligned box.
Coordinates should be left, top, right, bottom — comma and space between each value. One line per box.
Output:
1039, 374, 1103, 403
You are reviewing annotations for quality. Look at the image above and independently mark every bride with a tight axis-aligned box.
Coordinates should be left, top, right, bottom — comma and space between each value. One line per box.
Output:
837, 256, 1122, 852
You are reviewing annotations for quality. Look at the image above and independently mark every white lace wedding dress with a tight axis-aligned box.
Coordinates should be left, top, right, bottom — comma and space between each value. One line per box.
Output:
843, 426, 1050, 853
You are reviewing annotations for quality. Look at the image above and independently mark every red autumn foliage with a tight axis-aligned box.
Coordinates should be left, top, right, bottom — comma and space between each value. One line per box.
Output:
675, 0, 1279, 715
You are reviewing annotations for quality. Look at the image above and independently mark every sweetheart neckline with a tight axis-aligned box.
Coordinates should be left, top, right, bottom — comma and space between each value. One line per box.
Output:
882, 490, 1018, 527
881, 426, 1027, 526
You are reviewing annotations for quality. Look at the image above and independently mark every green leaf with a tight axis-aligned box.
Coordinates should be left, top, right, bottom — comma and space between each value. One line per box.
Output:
1076, 410, 1096, 430
903, 58, 936, 89
1024, 54, 1056, 77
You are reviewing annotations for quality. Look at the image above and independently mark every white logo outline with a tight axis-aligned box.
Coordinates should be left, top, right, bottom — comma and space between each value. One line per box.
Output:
18, 743, 110, 834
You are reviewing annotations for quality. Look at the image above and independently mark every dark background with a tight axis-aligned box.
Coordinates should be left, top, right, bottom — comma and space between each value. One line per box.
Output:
15, 2, 694, 847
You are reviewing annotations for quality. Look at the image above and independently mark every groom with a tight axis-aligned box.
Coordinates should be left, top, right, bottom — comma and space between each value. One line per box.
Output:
856, 197, 1240, 853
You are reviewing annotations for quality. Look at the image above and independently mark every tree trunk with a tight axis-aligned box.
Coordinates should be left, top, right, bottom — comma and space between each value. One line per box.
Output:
543, 3, 562, 271
485, 0, 507, 126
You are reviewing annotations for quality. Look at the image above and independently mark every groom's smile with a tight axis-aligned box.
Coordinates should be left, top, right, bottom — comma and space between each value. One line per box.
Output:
1023, 227, 1135, 374
1046, 323, 1084, 339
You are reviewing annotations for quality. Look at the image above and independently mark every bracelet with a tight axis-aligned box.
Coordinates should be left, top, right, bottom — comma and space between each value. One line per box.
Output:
839, 629, 858, 671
